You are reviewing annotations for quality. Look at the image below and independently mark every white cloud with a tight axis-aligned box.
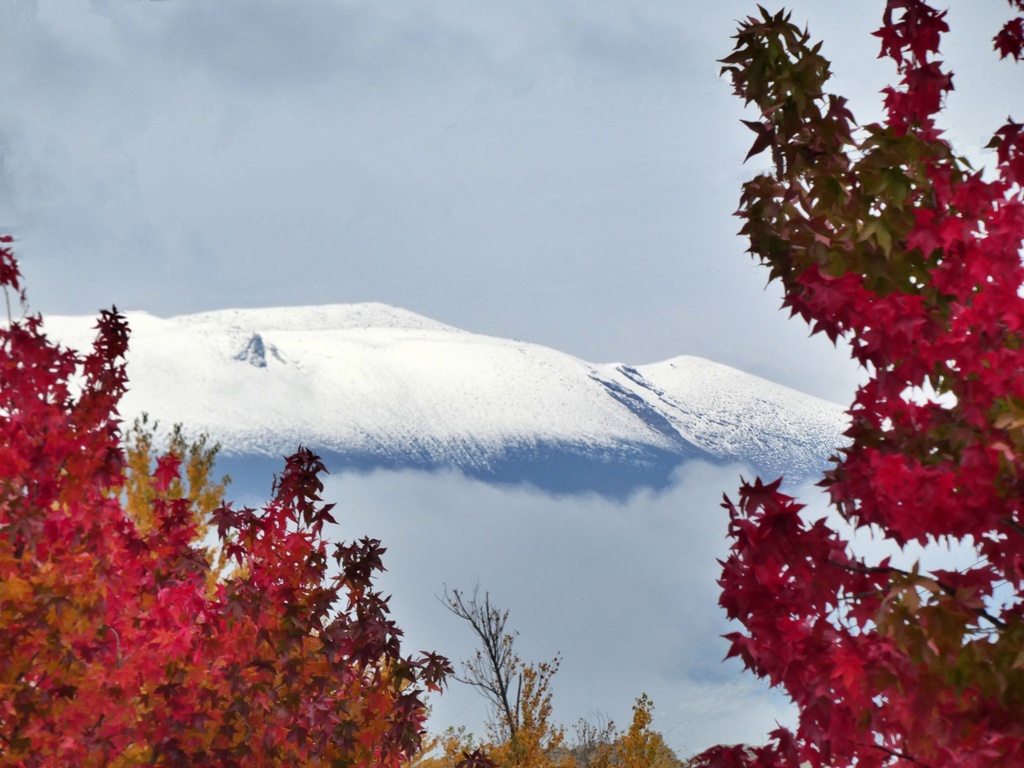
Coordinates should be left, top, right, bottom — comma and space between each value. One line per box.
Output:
313, 457, 995, 758
320, 461, 797, 759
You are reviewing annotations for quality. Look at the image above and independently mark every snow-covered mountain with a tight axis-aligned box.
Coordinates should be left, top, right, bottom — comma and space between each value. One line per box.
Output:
41, 304, 848, 496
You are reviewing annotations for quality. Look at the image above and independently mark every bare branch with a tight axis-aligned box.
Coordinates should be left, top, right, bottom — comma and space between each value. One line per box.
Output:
440, 584, 523, 740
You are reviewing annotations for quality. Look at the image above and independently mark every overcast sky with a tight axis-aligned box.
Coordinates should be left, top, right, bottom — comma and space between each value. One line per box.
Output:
3, 0, 1020, 758
4, 0, 1020, 404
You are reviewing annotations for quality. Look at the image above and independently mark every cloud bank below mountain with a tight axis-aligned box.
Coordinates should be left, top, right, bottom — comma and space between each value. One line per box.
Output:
308, 460, 804, 759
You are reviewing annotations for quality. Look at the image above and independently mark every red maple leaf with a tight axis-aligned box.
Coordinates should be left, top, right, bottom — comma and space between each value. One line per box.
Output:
152, 453, 182, 493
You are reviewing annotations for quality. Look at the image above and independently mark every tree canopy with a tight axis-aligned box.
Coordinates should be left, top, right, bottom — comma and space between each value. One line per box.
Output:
694, 2, 1024, 766
0, 239, 450, 766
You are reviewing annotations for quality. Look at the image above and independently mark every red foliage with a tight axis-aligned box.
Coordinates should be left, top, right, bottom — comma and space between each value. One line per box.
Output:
702, 2, 1024, 766
0, 241, 450, 766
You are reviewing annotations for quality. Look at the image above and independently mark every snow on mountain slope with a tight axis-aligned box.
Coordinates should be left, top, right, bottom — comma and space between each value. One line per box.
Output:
593, 357, 845, 479
39, 303, 849, 493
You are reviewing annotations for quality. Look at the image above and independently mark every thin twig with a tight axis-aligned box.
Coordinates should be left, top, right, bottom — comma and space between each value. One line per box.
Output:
827, 559, 1007, 630
857, 740, 930, 766
1000, 517, 1024, 538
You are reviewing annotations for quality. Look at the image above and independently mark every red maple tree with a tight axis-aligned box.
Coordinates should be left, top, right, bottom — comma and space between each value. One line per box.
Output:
693, 2, 1024, 766
0, 240, 450, 766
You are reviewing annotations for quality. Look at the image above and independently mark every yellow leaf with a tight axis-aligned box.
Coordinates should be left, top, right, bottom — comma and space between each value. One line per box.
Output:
0, 574, 32, 604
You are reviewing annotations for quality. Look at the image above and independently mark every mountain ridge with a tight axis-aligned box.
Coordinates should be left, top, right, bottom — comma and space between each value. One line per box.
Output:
40, 303, 849, 496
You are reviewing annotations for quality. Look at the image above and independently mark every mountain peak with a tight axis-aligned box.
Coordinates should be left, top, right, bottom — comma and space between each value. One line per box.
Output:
174, 302, 464, 334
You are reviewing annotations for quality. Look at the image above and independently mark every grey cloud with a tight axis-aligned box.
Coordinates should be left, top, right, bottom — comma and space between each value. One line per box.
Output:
5, 1, 1022, 406
107, 1, 486, 96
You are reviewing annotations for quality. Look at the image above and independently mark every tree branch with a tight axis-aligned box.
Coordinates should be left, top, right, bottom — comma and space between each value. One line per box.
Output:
827, 559, 1007, 630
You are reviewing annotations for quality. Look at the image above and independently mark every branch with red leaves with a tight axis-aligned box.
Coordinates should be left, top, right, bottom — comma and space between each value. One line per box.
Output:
696, 2, 1024, 766
0, 241, 451, 766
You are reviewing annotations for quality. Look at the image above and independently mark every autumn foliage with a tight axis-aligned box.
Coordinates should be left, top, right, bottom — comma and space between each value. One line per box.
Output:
697, 1, 1024, 766
417, 591, 685, 768
0, 242, 450, 766
416, 688, 683, 768
121, 414, 229, 540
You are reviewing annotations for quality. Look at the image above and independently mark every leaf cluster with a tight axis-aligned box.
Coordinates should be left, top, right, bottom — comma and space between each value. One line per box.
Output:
697, 2, 1024, 766
0, 245, 451, 767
